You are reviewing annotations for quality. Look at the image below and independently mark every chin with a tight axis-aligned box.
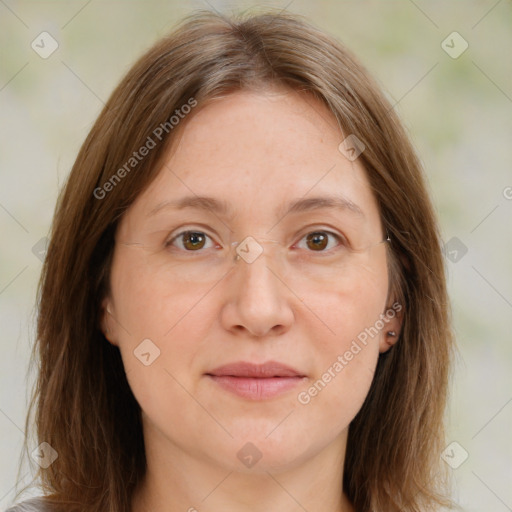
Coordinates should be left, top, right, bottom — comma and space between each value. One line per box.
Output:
200, 424, 329, 475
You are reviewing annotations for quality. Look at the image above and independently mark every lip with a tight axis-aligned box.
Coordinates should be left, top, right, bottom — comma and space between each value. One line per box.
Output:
207, 361, 305, 378
205, 361, 307, 400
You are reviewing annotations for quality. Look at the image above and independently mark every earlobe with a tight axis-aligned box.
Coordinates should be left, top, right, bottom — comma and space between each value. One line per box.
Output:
379, 303, 403, 353
384, 330, 399, 348
379, 329, 400, 354
100, 298, 118, 346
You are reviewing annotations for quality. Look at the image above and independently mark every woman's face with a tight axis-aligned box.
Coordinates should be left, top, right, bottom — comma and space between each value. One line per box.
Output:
103, 87, 400, 474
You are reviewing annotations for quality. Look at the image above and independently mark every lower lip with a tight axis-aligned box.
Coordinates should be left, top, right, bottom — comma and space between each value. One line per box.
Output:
207, 375, 305, 400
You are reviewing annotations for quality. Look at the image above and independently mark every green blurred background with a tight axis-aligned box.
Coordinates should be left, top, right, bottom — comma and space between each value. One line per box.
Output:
1, 1, 511, 510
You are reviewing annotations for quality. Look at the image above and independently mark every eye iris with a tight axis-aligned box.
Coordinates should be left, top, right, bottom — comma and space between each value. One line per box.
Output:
306, 232, 328, 251
183, 231, 206, 250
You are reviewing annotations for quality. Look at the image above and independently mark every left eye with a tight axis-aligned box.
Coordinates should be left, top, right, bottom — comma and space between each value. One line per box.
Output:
295, 231, 344, 252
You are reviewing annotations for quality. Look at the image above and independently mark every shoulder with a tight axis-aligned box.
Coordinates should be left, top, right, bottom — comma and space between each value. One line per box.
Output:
4, 497, 54, 512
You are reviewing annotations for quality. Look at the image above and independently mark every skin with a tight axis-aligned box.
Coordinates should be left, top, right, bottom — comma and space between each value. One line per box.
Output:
102, 86, 401, 512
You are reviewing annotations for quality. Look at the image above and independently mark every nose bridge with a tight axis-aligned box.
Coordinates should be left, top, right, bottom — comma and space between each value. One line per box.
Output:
226, 236, 295, 335
232, 236, 281, 265
231, 236, 285, 291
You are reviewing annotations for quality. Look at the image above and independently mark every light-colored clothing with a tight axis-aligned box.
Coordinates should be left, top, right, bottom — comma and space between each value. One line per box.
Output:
4, 498, 52, 512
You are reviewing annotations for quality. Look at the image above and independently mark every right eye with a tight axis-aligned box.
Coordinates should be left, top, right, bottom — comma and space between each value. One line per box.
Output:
166, 230, 216, 252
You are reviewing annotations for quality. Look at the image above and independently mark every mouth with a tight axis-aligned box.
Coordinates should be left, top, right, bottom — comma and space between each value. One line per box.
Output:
205, 361, 307, 400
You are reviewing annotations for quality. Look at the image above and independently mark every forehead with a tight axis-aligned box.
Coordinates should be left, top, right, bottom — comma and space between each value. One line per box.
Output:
121, 87, 381, 232
171, 87, 347, 179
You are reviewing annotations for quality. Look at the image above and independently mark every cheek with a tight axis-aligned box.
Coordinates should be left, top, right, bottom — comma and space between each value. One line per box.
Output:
299, 347, 378, 445
296, 307, 381, 442
295, 260, 388, 422
108, 251, 216, 416
306, 255, 389, 353
110, 251, 213, 340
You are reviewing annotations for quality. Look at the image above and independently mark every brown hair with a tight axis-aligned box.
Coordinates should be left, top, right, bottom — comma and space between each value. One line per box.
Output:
16, 8, 455, 512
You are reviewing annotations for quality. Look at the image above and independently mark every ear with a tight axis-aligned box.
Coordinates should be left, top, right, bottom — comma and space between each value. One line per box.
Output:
100, 297, 119, 346
379, 301, 404, 354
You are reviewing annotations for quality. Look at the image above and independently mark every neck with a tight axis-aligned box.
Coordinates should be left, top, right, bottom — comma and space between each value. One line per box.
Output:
132, 421, 354, 512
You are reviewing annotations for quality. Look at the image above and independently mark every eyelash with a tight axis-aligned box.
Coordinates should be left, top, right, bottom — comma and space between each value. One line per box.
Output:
165, 229, 347, 254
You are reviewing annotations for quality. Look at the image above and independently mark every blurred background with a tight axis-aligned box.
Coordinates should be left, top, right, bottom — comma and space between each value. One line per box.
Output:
0, 1, 511, 510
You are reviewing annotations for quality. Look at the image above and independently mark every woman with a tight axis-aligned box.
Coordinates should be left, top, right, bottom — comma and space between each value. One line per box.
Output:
9, 8, 455, 512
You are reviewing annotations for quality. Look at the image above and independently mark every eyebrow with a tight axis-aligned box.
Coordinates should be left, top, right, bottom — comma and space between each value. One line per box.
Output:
147, 194, 365, 219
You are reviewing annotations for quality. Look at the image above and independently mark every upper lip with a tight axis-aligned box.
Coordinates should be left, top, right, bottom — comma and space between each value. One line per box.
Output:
206, 361, 306, 378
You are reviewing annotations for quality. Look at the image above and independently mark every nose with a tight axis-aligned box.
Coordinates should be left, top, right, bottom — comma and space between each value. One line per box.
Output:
220, 242, 295, 338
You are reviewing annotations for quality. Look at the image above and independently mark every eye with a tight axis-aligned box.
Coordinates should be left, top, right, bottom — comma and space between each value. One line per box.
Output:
295, 230, 345, 252
166, 229, 345, 253
166, 230, 216, 252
